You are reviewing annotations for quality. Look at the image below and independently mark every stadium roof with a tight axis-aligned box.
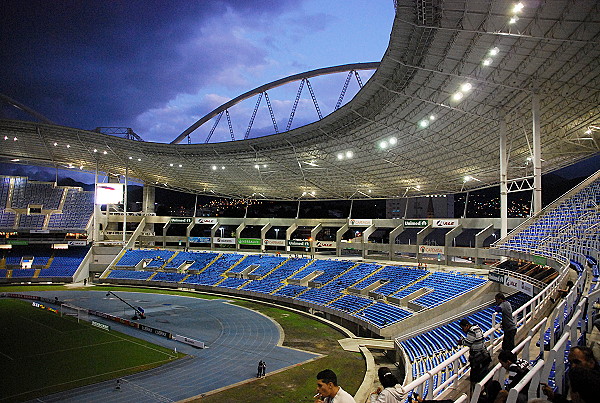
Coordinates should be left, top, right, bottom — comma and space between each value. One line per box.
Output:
1, 0, 599, 200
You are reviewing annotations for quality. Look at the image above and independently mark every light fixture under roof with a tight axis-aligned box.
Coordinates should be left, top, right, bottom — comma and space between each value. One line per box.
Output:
513, 2, 524, 13
453, 92, 464, 101
346, 150, 353, 158
212, 165, 217, 170
337, 153, 344, 160
461, 83, 472, 92
489, 47, 499, 56
419, 119, 429, 128
509, 16, 519, 24
103, 150, 107, 154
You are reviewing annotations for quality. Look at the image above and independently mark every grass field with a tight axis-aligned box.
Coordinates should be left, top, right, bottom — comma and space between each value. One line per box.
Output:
0, 298, 185, 402
0, 285, 368, 403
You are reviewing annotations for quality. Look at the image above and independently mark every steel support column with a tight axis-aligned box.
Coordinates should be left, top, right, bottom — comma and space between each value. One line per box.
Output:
532, 89, 542, 214
500, 115, 508, 239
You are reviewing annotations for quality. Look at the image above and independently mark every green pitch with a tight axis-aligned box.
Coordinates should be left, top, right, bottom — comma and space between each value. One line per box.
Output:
0, 298, 184, 402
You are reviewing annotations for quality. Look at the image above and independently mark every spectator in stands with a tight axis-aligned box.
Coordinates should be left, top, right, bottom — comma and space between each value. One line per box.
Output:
458, 319, 491, 386
569, 366, 600, 403
315, 369, 356, 403
369, 367, 405, 402
495, 293, 517, 352
542, 346, 600, 402
551, 280, 574, 303
495, 350, 530, 403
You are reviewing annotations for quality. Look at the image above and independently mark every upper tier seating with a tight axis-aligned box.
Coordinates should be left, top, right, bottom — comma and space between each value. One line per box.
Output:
11, 178, 63, 209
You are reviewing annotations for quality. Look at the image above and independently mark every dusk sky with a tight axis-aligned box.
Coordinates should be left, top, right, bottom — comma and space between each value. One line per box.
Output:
1, 0, 394, 144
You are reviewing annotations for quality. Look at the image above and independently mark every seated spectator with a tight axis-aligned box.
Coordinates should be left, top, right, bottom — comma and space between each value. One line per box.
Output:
369, 367, 404, 402
497, 350, 530, 403
551, 280, 574, 303
314, 369, 356, 403
569, 366, 600, 403
542, 346, 600, 402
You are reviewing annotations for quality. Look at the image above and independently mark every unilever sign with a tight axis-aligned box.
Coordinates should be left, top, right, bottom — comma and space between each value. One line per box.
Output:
404, 219, 428, 228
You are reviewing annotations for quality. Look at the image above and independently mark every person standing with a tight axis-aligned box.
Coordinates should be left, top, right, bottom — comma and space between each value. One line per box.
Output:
260, 360, 266, 377
257, 360, 263, 378
495, 293, 517, 352
458, 319, 491, 386
314, 369, 356, 403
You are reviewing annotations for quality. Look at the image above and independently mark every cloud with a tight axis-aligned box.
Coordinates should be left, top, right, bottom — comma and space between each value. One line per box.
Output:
0, 0, 298, 133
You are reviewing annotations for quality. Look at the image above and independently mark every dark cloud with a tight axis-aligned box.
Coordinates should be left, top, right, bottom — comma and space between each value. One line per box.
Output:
1, 0, 296, 131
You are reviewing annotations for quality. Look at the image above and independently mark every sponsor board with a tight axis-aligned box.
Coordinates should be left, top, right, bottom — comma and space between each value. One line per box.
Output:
30, 229, 49, 234
238, 238, 261, 245
170, 217, 192, 224
315, 240, 336, 248
8, 240, 28, 245
173, 334, 205, 348
195, 217, 217, 224
263, 239, 285, 246
503, 276, 534, 297
418, 245, 444, 254
289, 240, 310, 247
404, 219, 428, 227
433, 219, 459, 228
488, 271, 505, 284
67, 240, 87, 246
92, 321, 110, 331
349, 218, 372, 226
214, 237, 235, 245
189, 237, 211, 243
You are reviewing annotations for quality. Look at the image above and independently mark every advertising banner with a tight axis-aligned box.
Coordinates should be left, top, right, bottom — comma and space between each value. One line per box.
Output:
214, 237, 235, 245
315, 240, 336, 248
488, 271, 505, 284
418, 245, 444, 254
263, 239, 285, 246
8, 240, 28, 245
289, 240, 310, 247
173, 334, 205, 348
67, 240, 87, 246
189, 237, 211, 243
349, 218, 372, 226
170, 218, 192, 224
195, 218, 217, 224
238, 238, 261, 245
432, 219, 459, 228
503, 276, 534, 297
404, 219, 428, 227
30, 229, 49, 234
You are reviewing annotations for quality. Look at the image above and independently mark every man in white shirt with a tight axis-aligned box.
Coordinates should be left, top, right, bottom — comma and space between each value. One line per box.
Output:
315, 369, 356, 403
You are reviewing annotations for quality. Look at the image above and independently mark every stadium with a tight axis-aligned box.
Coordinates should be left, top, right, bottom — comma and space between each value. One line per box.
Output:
1, 1, 599, 402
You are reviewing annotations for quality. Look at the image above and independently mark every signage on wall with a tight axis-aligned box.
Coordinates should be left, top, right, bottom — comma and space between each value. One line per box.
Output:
418, 245, 444, 254
432, 219, 459, 228
195, 218, 217, 224
404, 220, 428, 227
289, 240, 310, 247
214, 237, 235, 244
315, 240, 336, 248
263, 239, 285, 246
238, 238, 261, 245
170, 218, 192, 224
189, 237, 211, 243
349, 218, 373, 226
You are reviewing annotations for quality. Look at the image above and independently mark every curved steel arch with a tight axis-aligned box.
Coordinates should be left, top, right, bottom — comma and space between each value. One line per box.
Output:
170, 62, 380, 144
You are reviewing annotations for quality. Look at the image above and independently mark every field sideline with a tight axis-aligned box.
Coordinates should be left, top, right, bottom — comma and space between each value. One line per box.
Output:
0, 298, 184, 402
